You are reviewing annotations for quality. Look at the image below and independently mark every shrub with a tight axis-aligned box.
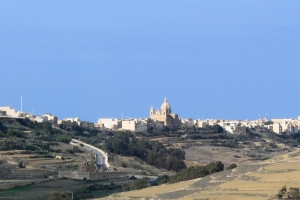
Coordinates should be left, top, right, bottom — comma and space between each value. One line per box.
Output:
129, 176, 137, 180
226, 163, 237, 170
72, 146, 83, 153
289, 187, 300, 199
121, 162, 127, 168
18, 162, 26, 168
56, 135, 71, 143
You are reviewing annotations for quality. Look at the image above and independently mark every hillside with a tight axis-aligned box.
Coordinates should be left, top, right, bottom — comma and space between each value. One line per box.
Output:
1, 118, 299, 199
99, 149, 300, 200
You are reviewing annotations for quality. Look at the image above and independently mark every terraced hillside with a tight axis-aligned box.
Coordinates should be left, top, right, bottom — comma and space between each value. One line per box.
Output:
99, 149, 300, 200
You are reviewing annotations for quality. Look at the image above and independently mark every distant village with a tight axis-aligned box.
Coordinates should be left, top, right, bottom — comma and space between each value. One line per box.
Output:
0, 98, 299, 136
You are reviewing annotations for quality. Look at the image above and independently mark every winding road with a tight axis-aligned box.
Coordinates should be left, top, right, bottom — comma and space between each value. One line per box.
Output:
70, 139, 110, 171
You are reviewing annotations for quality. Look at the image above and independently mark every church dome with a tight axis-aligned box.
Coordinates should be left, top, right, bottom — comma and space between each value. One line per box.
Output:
161, 98, 171, 113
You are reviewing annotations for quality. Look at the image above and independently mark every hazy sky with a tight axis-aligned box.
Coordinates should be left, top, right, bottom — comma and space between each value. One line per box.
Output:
1, 1, 300, 122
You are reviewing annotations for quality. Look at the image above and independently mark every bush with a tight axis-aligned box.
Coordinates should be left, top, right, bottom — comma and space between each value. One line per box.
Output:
65, 148, 74, 154
226, 163, 237, 170
129, 176, 137, 180
18, 161, 26, 168
56, 135, 71, 143
289, 187, 300, 199
121, 162, 127, 168
234, 154, 241, 158
277, 185, 287, 199
72, 146, 83, 153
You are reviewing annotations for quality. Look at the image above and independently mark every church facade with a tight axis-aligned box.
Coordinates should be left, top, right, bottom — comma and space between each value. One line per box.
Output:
150, 98, 181, 126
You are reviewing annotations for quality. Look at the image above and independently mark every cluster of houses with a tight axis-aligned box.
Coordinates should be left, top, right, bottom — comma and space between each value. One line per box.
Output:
181, 118, 299, 136
0, 106, 162, 132
1, 105, 300, 136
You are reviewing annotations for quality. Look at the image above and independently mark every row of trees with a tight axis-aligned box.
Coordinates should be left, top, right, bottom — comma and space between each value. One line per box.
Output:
104, 132, 186, 172
121, 161, 225, 193
163, 161, 224, 184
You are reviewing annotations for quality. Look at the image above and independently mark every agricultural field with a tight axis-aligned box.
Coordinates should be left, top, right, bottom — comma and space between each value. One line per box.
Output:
0, 179, 119, 200
0, 142, 93, 191
100, 149, 300, 200
185, 146, 247, 166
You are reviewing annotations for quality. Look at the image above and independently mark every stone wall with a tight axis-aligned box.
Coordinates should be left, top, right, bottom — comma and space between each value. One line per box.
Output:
58, 171, 90, 180
58, 171, 127, 180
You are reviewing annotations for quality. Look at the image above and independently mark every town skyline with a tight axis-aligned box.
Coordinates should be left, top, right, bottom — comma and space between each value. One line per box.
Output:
2, 96, 299, 136
1, 96, 299, 123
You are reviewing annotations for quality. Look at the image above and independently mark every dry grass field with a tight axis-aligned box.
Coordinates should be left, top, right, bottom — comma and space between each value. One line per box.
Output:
99, 149, 300, 200
185, 146, 248, 166
264, 162, 300, 171
117, 179, 199, 198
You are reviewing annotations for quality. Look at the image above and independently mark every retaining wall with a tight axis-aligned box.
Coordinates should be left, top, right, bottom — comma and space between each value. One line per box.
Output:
58, 171, 127, 180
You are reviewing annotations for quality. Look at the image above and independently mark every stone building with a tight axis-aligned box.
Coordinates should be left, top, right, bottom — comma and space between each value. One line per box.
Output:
122, 119, 148, 132
150, 98, 181, 126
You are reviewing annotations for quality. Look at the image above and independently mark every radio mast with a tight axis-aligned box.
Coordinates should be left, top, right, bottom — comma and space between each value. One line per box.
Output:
21, 95, 23, 113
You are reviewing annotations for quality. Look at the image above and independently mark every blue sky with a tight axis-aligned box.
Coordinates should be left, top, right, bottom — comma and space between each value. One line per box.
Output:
1, 1, 300, 122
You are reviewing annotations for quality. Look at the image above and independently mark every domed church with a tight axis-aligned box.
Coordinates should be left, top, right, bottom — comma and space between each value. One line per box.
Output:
150, 98, 181, 126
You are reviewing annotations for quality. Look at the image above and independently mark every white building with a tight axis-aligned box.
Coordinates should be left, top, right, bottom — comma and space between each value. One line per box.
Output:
58, 117, 94, 129
63, 117, 81, 125
196, 120, 207, 128
96, 118, 121, 129
43, 113, 58, 125
0, 106, 24, 118
224, 123, 235, 134
35, 116, 46, 123
271, 119, 299, 136
181, 118, 195, 127
122, 119, 147, 132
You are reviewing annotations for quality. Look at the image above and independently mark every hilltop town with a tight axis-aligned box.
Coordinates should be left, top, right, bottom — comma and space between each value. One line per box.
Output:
1, 98, 298, 136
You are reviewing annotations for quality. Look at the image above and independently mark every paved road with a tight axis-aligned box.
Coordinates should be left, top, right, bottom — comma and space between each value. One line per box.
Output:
70, 139, 110, 171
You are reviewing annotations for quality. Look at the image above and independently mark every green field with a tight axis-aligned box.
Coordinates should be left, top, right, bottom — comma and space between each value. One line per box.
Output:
4, 185, 32, 194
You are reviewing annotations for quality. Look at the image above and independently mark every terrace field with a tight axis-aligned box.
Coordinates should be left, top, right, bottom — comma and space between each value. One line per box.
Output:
100, 149, 300, 200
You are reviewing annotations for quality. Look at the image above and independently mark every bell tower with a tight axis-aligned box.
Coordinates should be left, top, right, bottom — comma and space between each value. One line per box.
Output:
150, 106, 155, 117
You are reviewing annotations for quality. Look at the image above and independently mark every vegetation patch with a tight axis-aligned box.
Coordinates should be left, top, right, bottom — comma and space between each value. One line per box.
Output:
4, 185, 32, 194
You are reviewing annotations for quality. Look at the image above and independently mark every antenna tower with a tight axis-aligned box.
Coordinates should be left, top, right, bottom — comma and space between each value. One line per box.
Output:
21, 95, 23, 113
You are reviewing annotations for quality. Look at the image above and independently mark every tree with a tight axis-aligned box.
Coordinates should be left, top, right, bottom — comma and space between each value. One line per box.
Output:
277, 185, 286, 199
105, 132, 186, 172
7, 128, 22, 137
